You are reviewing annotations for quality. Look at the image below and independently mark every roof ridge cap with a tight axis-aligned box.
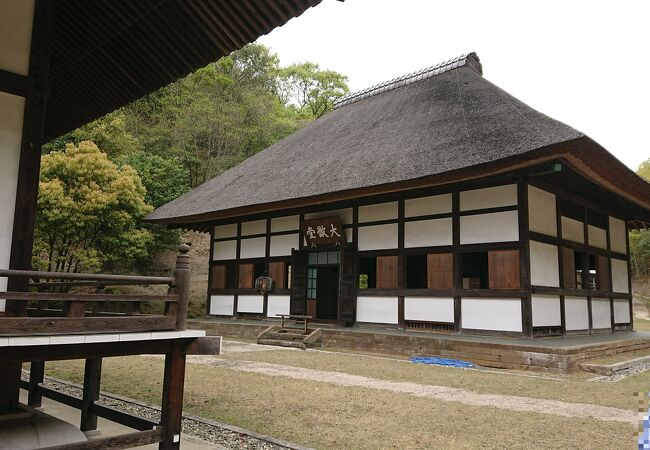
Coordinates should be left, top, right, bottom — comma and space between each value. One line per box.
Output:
333, 52, 481, 110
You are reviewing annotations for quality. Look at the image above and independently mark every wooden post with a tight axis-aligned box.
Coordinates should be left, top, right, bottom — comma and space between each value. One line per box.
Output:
0, 362, 22, 413
174, 244, 191, 331
159, 341, 186, 450
80, 357, 102, 433
27, 361, 45, 407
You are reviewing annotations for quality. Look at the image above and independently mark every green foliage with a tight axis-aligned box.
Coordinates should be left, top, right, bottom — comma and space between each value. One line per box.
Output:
34, 142, 153, 273
638, 159, 650, 182
631, 158, 650, 277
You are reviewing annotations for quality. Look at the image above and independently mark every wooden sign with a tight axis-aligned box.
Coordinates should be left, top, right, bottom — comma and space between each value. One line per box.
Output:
301, 216, 346, 248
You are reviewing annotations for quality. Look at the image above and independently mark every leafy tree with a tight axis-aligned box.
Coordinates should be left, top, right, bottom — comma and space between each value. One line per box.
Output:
631, 158, 650, 277
33, 141, 153, 273
278, 62, 349, 118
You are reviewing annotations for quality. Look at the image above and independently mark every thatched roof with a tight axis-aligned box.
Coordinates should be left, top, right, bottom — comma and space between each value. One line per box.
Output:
147, 52, 650, 225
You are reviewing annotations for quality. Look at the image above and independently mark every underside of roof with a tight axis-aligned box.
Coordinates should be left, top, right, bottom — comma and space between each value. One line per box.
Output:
146, 52, 650, 225
44, 0, 321, 142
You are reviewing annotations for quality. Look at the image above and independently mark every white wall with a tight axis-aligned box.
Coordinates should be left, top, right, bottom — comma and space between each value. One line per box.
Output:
588, 225, 607, 249
241, 219, 266, 236
459, 210, 519, 244
404, 297, 454, 323
564, 296, 589, 331
528, 186, 557, 236
404, 218, 452, 248
0, 92, 26, 311
357, 223, 398, 250
613, 299, 631, 323
609, 217, 627, 254
237, 295, 264, 313
270, 233, 299, 257
210, 295, 234, 315
358, 201, 398, 223
305, 208, 353, 224
591, 298, 611, 329
460, 184, 517, 211
531, 294, 561, 327
239, 237, 266, 259
405, 194, 452, 217
611, 259, 629, 293
214, 223, 237, 239
461, 298, 522, 332
271, 215, 299, 232
529, 241, 560, 287
267, 295, 290, 318
213, 239, 237, 260
561, 216, 584, 243
356, 296, 398, 324
0, 0, 34, 76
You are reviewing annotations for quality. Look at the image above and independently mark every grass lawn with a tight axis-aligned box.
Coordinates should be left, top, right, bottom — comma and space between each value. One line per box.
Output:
45, 348, 644, 449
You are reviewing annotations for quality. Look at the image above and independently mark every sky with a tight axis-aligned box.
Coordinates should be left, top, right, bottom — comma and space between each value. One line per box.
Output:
258, 0, 650, 171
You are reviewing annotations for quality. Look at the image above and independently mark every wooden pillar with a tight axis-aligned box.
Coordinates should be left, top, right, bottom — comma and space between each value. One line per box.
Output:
159, 341, 187, 450
0, 362, 22, 414
27, 360, 45, 407
174, 244, 191, 331
80, 357, 102, 433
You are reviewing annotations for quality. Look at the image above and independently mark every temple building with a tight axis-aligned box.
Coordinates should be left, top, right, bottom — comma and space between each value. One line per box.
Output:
147, 53, 650, 338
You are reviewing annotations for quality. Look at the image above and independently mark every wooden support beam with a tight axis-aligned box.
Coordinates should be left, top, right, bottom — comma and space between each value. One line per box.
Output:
27, 360, 45, 407
173, 244, 191, 330
0, 315, 176, 336
0, 69, 30, 97
80, 357, 102, 433
159, 341, 187, 450
0, 362, 22, 413
38, 428, 164, 450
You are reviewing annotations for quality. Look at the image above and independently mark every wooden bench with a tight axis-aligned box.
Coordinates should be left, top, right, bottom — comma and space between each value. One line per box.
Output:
276, 314, 312, 334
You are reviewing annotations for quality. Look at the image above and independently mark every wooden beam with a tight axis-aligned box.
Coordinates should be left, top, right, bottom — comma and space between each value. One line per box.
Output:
186, 336, 221, 355
38, 428, 164, 450
80, 357, 102, 433
159, 341, 187, 450
27, 360, 45, 407
0, 69, 30, 97
0, 315, 176, 336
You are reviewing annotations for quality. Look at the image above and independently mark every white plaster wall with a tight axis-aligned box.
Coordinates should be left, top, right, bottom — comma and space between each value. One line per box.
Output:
613, 299, 631, 323
564, 296, 589, 331
404, 218, 452, 248
0, 0, 34, 75
588, 225, 607, 250
270, 233, 299, 257
591, 298, 611, 329
461, 298, 522, 332
241, 219, 266, 236
460, 184, 517, 211
561, 216, 584, 243
531, 295, 561, 327
237, 295, 264, 313
305, 208, 353, 225
213, 240, 237, 260
528, 186, 557, 236
210, 295, 234, 316
611, 259, 630, 293
267, 295, 290, 318
271, 215, 299, 233
405, 194, 452, 217
214, 223, 237, 239
0, 92, 26, 311
529, 241, 560, 287
609, 217, 627, 254
358, 224, 398, 250
459, 210, 519, 244
240, 237, 266, 259
404, 297, 454, 323
345, 228, 353, 243
356, 296, 398, 324
358, 201, 398, 223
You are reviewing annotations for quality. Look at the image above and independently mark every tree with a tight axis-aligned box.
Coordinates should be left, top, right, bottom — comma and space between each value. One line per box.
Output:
34, 141, 153, 273
630, 158, 650, 277
278, 62, 349, 118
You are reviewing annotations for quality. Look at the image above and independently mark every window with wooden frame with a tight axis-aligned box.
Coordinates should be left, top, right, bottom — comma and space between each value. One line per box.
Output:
268, 261, 291, 290
405, 253, 453, 290
562, 248, 610, 291
211, 263, 235, 290
358, 256, 376, 289
461, 250, 520, 290
238, 262, 265, 289
359, 255, 398, 289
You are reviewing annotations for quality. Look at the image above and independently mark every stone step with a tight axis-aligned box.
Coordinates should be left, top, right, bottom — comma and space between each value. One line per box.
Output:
257, 339, 307, 350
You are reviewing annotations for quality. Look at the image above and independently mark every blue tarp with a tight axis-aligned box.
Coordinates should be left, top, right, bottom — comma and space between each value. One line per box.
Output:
409, 356, 475, 368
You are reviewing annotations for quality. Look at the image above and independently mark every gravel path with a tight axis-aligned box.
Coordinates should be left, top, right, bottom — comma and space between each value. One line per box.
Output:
188, 357, 636, 423
591, 362, 650, 383
23, 372, 311, 450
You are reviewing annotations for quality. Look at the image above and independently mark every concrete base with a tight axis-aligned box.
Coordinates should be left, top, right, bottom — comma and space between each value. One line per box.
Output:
191, 317, 650, 373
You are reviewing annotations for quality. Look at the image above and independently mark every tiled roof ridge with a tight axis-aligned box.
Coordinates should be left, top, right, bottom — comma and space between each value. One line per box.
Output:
333, 52, 481, 110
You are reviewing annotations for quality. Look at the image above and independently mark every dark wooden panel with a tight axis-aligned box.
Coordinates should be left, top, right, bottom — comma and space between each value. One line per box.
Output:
306, 299, 317, 318
290, 250, 307, 315
210, 265, 227, 289
0, 315, 176, 336
427, 253, 453, 290
338, 246, 357, 325
376, 256, 398, 289
238, 264, 254, 289
562, 247, 576, 289
268, 261, 286, 289
595, 255, 610, 291
488, 250, 520, 289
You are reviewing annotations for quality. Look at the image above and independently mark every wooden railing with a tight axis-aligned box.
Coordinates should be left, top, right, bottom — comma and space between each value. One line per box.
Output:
0, 244, 191, 336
